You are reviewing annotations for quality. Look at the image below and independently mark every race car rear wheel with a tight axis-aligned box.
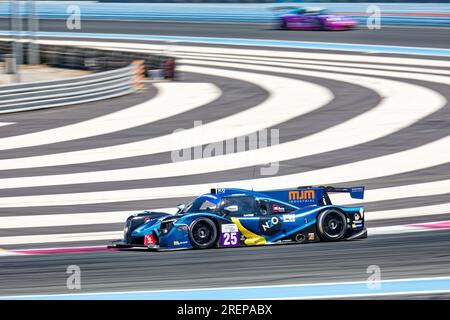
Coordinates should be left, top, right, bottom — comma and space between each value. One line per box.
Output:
189, 218, 218, 249
317, 209, 347, 241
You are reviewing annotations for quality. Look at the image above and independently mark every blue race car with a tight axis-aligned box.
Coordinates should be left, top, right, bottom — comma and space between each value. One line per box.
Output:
109, 186, 366, 251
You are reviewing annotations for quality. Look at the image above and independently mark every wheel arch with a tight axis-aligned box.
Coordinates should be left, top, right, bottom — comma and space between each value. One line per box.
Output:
187, 215, 222, 249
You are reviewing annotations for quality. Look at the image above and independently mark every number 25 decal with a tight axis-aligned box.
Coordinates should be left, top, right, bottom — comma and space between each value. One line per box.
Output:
223, 232, 238, 246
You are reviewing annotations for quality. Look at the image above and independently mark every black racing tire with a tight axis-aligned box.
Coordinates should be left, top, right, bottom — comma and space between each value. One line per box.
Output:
188, 218, 218, 249
317, 209, 347, 241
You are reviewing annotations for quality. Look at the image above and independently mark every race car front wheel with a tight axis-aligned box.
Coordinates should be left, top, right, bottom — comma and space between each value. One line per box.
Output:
189, 218, 218, 249
317, 209, 347, 241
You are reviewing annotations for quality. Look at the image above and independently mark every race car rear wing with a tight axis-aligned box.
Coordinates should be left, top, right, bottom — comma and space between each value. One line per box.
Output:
302, 186, 365, 199
297, 186, 365, 205
255, 185, 364, 207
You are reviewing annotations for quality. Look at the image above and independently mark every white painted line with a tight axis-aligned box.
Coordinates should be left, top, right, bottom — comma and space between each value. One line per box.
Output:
0, 134, 447, 207
0, 65, 333, 170
332, 180, 450, 205
0, 83, 221, 151
368, 225, 434, 235
0, 250, 22, 257
0, 208, 178, 229
179, 51, 450, 76
0, 211, 132, 229
366, 203, 450, 221
0, 122, 15, 128
180, 55, 450, 85
0, 231, 122, 246
0, 53, 446, 184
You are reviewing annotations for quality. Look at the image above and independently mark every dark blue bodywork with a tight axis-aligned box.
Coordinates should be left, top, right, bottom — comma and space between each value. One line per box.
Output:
109, 186, 366, 250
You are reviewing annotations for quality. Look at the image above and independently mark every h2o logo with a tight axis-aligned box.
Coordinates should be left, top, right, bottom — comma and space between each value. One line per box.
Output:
259, 216, 282, 235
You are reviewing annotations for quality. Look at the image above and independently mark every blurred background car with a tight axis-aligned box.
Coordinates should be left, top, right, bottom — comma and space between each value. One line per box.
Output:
280, 7, 358, 31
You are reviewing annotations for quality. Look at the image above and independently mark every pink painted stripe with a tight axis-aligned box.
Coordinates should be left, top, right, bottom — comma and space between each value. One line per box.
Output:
410, 220, 450, 229
10, 246, 117, 255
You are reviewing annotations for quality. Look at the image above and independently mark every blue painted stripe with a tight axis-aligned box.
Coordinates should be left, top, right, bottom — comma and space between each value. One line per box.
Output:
1, 31, 449, 57
0, 2, 449, 26
2, 277, 450, 300
0, 15, 447, 26
0, 16, 447, 27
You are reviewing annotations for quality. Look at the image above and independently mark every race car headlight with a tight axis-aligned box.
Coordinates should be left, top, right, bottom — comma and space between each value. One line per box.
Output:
160, 218, 179, 235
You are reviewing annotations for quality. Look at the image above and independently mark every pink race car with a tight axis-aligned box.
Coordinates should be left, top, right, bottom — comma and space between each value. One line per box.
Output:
280, 7, 358, 31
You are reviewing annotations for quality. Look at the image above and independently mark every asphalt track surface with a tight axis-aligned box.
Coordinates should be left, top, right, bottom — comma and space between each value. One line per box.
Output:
1, 231, 450, 297
0, 20, 449, 299
1, 19, 450, 49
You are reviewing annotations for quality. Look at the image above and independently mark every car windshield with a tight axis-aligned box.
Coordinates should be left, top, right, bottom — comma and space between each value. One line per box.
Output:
300, 8, 331, 15
220, 196, 255, 216
319, 9, 332, 15
180, 197, 219, 215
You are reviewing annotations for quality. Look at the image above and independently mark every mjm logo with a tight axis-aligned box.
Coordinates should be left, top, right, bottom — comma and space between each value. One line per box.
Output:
288, 190, 315, 201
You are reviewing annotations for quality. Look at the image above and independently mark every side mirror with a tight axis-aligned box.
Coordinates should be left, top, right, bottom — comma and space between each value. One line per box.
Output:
176, 204, 186, 212
224, 205, 239, 213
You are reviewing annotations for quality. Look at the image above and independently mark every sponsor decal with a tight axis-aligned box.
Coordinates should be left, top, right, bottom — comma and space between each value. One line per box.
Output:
220, 224, 239, 247
272, 204, 286, 213
177, 225, 188, 231
259, 216, 282, 235
352, 221, 363, 229
308, 233, 315, 241
288, 190, 315, 203
222, 224, 238, 233
173, 240, 189, 246
144, 234, 156, 246
282, 214, 296, 222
